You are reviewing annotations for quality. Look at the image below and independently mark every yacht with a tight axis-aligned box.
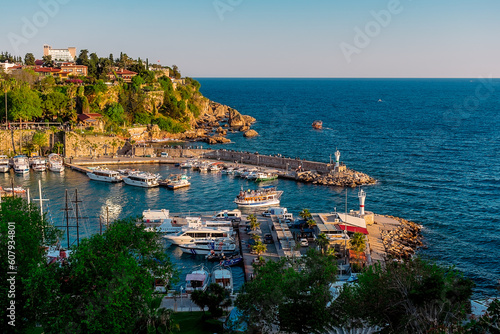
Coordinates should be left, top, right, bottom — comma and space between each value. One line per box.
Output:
31, 158, 47, 172
48, 153, 65, 172
212, 264, 234, 294
234, 186, 283, 207
0, 155, 10, 173
123, 172, 160, 188
185, 265, 210, 293
87, 168, 123, 183
255, 172, 278, 182
13, 155, 30, 174
179, 237, 237, 256
164, 226, 233, 245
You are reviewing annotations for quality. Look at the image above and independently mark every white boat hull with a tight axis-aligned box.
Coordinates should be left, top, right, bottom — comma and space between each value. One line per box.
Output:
123, 177, 158, 188
32, 166, 47, 172
179, 243, 237, 256
49, 165, 65, 172
0, 166, 9, 173
87, 172, 122, 183
235, 199, 280, 207
14, 167, 30, 174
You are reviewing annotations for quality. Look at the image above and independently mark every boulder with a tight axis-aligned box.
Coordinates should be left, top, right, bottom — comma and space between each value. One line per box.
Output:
243, 130, 259, 138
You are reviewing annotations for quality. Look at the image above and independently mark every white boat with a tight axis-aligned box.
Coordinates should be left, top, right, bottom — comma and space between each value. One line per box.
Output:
87, 168, 123, 183
212, 264, 234, 294
179, 237, 237, 256
164, 174, 190, 190
221, 167, 235, 175
142, 209, 184, 234
123, 172, 160, 188
48, 153, 65, 172
0, 155, 10, 173
208, 164, 221, 172
245, 171, 258, 180
31, 158, 47, 172
180, 159, 197, 168
234, 186, 283, 207
13, 155, 30, 174
185, 265, 210, 293
164, 226, 233, 245
255, 172, 278, 182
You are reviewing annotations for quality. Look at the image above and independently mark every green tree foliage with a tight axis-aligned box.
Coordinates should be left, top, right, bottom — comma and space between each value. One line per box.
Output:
299, 208, 312, 220
31, 219, 177, 333
4, 84, 42, 121
171, 65, 181, 79
76, 49, 89, 67
104, 102, 125, 125
191, 283, 232, 319
42, 91, 69, 119
316, 233, 330, 255
134, 112, 152, 125
152, 116, 186, 133
31, 131, 48, 154
236, 249, 337, 334
77, 95, 90, 114
349, 232, 366, 253
331, 258, 474, 333
24, 53, 35, 66
159, 76, 173, 93
42, 55, 54, 67
0, 51, 17, 63
0, 197, 61, 332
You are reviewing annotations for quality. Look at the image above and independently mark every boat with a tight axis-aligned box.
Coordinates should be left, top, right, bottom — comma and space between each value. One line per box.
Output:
141, 209, 189, 234
208, 164, 222, 172
87, 168, 123, 183
0, 186, 27, 197
123, 172, 160, 188
164, 226, 234, 245
31, 158, 47, 172
179, 237, 237, 256
211, 264, 234, 294
0, 155, 10, 173
234, 186, 283, 208
48, 153, 65, 172
117, 168, 140, 176
312, 120, 323, 129
221, 167, 235, 175
180, 159, 197, 168
13, 155, 30, 174
160, 174, 190, 190
185, 265, 210, 293
222, 255, 243, 267
255, 172, 278, 182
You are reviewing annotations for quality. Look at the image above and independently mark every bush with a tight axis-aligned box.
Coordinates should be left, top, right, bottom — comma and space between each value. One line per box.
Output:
152, 116, 186, 133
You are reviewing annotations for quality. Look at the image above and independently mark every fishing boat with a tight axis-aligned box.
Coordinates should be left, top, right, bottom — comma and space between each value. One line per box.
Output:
0, 155, 10, 172
164, 226, 234, 245
31, 158, 47, 172
180, 159, 197, 168
185, 265, 210, 293
212, 264, 234, 294
123, 172, 160, 188
234, 186, 283, 207
179, 237, 237, 256
255, 172, 278, 182
312, 120, 323, 129
87, 168, 123, 183
13, 155, 30, 174
48, 153, 65, 172
160, 174, 190, 190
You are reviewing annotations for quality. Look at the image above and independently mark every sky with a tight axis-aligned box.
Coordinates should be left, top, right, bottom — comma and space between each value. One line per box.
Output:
1, 0, 499, 78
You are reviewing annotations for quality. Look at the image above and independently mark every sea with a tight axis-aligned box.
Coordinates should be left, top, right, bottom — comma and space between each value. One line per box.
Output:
2, 78, 499, 296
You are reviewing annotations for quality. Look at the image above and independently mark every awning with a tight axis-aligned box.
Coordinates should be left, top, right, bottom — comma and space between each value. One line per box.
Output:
336, 225, 369, 235
186, 274, 206, 281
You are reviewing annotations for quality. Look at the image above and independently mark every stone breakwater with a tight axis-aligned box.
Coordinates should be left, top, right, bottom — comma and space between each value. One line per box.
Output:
381, 216, 424, 260
296, 169, 376, 187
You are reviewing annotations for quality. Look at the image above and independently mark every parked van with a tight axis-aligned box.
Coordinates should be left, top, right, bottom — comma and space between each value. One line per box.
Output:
160, 152, 168, 158
262, 207, 293, 221
213, 209, 242, 223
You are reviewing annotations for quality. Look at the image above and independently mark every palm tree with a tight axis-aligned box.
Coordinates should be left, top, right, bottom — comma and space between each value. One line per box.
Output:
251, 233, 261, 243
307, 219, 317, 229
316, 233, 330, 255
252, 241, 267, 256
299, 208, 312, 220
349, 232, 366, 253
248, 214, 260, 231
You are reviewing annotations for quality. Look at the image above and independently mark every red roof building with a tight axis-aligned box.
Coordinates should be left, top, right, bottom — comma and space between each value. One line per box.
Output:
108, 69, 138, 82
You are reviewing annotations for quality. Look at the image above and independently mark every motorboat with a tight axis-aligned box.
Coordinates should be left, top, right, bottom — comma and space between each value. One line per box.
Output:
208, 164, 221, 172
185, 265, 210, 293
48, 153, 65, 172
179, 237, 237, 256
142, 209, 186, 234
221, 167, 235, 175
164, 226, 234, 245
211, 264, 234, 294
87, 168, 123, 183
180, 159, 197, 168
31, 158, 47, 172
312, 120, 323, 129
234, 186, 283, 207
0, 155, 10, 172
123, 172, 160, 188
13, 155, 30, 174
254, 172, 278, 182
160, 174, 190, 190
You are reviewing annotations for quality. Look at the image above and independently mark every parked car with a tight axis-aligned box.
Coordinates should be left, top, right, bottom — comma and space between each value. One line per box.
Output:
300, 238, 309, 247
264, 234, 273, 244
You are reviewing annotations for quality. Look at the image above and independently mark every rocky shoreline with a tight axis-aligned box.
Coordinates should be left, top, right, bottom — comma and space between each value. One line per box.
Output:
381, 216, 424, 260
296, 169, 376, 187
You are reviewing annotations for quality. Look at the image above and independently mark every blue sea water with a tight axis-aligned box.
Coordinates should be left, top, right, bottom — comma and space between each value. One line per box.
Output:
1, 78, 499, 296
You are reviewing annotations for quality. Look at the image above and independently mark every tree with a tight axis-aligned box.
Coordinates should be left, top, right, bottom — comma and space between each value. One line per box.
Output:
31, 219, 177, 333
104, 102, 125, 125
252, 241, 267, 256
42, 91, 69, 120
331, 258, 474, 333
349, 232, 366, 253
76, 49, 89, 67
0, 197, 60, 332
31, 131, 47, 155
299, 208, 312, 220
316, 233, 330, 255
248, 214, 259, 231
4, 84, 42, 121
307, 218, 317, 229
236, 249, 337, 334
24, 53, 35, 65
191, 283, 231, 319
42, 55, 54, 67
171, 65, 181, 79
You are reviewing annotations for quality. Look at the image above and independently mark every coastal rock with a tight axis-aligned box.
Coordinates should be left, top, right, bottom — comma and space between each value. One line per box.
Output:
243, 130, 259, 138
228, 109, 246, 128
205, 136, 231, 144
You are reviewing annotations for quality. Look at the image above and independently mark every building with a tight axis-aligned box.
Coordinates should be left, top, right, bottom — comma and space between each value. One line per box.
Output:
43, 45, 76, 62
34, 67, 69, 79
77, 113, 104, 131
33, 64, 88, 79
0, 61, 19, 72
108, 68, 138, 82
60, 63, 87, 76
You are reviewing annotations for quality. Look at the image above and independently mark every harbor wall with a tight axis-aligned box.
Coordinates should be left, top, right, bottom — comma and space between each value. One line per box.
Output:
0, 129, 60, 156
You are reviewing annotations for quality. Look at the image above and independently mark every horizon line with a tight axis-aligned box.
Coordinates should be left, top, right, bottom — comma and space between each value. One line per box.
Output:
193, 77, 497, 79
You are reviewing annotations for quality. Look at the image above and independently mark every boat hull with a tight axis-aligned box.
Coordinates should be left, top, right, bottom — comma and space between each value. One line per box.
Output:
167, 182, 190, 190
87, 172, 122, 183
180, 244, 237, 256
48, 165, 65, 172
123, 178, 158, 188
14, 167, 30, 174
235, 199, 280, 207
0, 166, 9, 173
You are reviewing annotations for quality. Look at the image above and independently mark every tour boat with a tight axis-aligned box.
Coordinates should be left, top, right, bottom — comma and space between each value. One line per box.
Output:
179, 237, 237, 256
164, 226, 233, 245
123, 172, 160, 188
13, 155, 30, 174
0, 155, 10, 172
312, 120, 323, 129
161, 174, 190, 190
31, 158, 47, 172
234, 186, 283, 207
185, 265, 210, 293
212, 264, 234, 294
255, 172, 278, 182
48, 153, 65, 172
87, 168, 123, 183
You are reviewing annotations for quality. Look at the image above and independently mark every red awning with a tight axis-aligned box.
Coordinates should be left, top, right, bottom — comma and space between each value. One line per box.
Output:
336, 225, 369, 235
186, 274, 206, 281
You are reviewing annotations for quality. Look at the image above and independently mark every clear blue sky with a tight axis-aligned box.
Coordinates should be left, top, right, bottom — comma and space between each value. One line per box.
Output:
1, 0, 499, 77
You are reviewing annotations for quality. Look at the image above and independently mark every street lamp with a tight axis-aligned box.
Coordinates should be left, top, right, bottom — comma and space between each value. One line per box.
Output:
180, 286, 184, 311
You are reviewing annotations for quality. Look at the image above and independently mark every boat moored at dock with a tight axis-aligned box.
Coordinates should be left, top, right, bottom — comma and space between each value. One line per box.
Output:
0, 155, 10, 172
48, 153, 65, 172
123, 172, 160, 188
212, 263, 234, 294
87, 168, 123, 183
164, 226, 234, 245
160, 174, 190, 190
31, 158, 47, 172
234, 186, 283, 207
13, 155, 30, 174
185, 265, 210, 293
179, 237, 237, 256
255, 172, 278, 182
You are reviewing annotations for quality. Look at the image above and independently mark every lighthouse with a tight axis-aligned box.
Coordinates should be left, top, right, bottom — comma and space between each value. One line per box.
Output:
334, 149, 340, 168
358, 189, 366, 216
